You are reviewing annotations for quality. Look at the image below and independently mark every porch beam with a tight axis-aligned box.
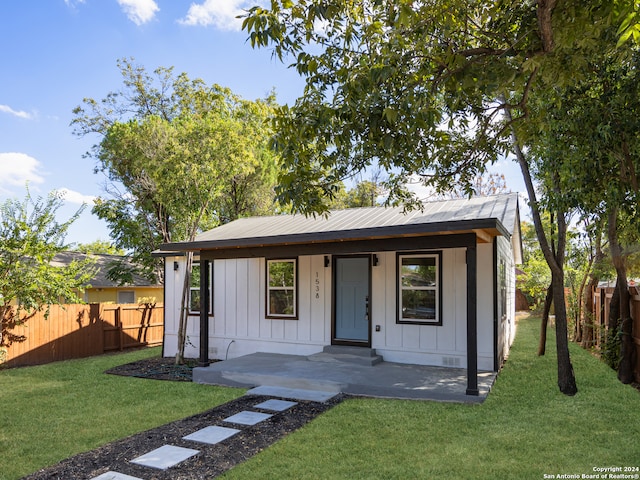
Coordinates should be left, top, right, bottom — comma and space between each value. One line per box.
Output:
199, 259, 210, 367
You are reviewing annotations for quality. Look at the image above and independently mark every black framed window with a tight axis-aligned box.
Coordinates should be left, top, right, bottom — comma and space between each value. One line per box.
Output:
266, 258, 297, 318
397, 252, 442, 325
189, 261, 213, 315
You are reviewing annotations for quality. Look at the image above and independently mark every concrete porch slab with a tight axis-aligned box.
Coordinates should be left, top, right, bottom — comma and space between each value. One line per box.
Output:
194, 352, 497, 403
248, 385, 338, 403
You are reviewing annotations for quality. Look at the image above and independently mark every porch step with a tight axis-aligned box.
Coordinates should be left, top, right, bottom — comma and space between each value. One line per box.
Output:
308, 346, 383, 366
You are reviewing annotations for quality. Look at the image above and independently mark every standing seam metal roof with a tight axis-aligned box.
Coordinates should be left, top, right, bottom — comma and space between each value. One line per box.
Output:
161, 193, 520, 251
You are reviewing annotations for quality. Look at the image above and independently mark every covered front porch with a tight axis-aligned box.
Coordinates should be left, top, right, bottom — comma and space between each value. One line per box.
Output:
193, 348, 497, 403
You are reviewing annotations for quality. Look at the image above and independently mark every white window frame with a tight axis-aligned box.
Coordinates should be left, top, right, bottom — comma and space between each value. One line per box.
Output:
189, 261, 213, 316
397, 252, 442, 325
266, 258, 297, 319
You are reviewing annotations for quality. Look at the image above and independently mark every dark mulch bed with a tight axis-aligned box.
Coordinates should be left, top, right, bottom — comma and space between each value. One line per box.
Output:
105, 356, 202, 382
23, 357, 344, 480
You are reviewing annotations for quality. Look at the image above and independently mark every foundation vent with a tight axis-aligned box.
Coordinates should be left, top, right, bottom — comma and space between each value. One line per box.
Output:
442, 356, 461, 367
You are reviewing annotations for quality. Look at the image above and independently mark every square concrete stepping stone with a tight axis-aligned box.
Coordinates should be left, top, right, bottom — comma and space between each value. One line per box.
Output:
183, 425, 241, 445
254, 399, 298, 412
130, 444, 200, 470
223, 410, 272, 426
91, 473, 143, 480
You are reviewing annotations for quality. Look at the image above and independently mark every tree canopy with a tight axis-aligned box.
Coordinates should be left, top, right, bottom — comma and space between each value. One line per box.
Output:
72, 59, 280, 283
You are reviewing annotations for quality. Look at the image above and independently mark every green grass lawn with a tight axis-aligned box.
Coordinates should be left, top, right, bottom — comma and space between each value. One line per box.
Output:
2, 317, 639, 480
220, 315, 640, 480
0, 347, 243, 480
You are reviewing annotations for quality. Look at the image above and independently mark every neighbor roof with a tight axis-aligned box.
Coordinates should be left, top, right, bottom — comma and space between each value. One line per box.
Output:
52, 252, 160, 288
160, 193, 521, 255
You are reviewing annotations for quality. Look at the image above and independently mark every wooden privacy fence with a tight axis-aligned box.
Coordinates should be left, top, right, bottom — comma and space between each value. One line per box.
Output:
592, 286, 640, 383
1, 303, 163, 368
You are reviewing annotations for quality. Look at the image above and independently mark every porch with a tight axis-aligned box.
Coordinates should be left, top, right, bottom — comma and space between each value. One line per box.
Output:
193, 348, 497, 403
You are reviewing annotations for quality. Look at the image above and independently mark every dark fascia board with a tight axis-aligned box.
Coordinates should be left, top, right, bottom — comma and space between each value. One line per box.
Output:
159, 218, 509, 254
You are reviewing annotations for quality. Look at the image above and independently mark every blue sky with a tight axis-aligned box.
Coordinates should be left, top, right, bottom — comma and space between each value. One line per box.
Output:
0, 0, 524, 246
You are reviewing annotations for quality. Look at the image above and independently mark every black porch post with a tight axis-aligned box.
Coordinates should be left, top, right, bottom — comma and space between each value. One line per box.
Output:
466, 241, 479, 396
199, 258, 210, 367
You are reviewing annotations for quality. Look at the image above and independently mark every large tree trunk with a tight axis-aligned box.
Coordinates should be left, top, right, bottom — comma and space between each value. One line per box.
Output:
507, 105, 577, 395
608, 208, 635, 383
551, 267, 577, 395
538, 284, 553, 356
581, 277, 597, 349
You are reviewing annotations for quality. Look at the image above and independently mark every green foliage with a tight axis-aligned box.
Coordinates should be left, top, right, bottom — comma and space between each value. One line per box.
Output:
242, 0, 631, 215
73, 240, 124, 255
518, 222, 551, 312
0, 189, 96, 347
602, 324, 623, 369
72, 59, 280, 281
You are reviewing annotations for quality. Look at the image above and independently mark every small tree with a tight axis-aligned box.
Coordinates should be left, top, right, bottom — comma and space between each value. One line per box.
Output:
0, 189, 95, 350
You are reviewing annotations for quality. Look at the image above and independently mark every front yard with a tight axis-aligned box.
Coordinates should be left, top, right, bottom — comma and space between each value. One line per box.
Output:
1, 315, 638, 479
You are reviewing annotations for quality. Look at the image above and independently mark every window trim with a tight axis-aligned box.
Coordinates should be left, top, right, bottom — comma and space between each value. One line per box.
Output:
396, 251, 443, 326
117, 290, 135, 304
189, 260, 213, 316
265, 258, 298, 319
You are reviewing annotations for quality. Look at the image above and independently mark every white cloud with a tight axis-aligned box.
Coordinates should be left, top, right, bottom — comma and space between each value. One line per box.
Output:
0, 104, 33, 120
117, 0, 159, 25
55, 188, 96, 206
0, 153, 45, 189
179, 0, 258, 30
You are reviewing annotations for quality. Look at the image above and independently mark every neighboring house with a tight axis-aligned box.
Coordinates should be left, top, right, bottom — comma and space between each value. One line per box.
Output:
52, 252, 162, 304
159, 193, 522, 395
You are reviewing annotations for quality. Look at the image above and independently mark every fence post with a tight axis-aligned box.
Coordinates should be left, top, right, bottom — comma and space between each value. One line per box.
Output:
117, 306, 123, 351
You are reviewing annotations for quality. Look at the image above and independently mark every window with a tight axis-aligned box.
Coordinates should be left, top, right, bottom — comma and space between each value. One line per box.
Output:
397, 252, 442, 325
118, 290, 135, 304
189, 261, 213, 315
266, 259, 297, 318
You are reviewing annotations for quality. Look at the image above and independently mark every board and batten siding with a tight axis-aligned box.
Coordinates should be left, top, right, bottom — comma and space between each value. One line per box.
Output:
163, 246, 499, 371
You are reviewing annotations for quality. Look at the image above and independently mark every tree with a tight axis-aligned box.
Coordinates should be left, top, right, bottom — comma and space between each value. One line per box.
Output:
0, 189, 95, 351
73, 240, 124, 255
242, 0, 640, 395
72, 59, 279, 282
72, 59, 280, 363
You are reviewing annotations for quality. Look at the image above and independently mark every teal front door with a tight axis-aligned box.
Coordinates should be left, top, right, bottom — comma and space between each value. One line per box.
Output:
334, 256, 370, 344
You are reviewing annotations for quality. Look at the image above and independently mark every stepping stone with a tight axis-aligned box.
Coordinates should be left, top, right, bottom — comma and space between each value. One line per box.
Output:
247, 385, 338, 402
91, 473, 143, 480
254, 399, 298, 412
183, 425, 241, 445
223, 410, 272, 426
130, 444, 200, 470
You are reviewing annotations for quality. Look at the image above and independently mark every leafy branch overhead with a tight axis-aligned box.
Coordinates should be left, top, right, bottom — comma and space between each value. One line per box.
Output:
242, 0, 634, 215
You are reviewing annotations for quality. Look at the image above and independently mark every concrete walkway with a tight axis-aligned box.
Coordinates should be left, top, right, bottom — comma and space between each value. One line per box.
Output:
194, 352, 497, 403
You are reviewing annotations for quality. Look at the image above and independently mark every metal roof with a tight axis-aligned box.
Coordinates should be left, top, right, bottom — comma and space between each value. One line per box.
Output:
160, 193, 521, 253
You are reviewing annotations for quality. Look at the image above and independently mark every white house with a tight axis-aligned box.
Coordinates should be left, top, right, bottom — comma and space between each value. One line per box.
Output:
158, 193, 522, 396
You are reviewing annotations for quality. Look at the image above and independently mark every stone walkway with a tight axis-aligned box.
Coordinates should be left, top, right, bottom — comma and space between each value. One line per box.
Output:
91, 386, 337, 480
